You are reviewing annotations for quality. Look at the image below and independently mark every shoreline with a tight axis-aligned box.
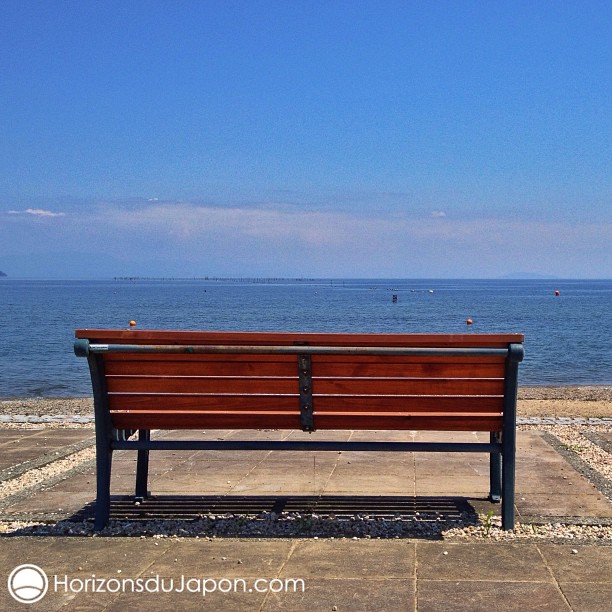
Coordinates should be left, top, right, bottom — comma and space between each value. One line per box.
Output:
1, 386, 610, 419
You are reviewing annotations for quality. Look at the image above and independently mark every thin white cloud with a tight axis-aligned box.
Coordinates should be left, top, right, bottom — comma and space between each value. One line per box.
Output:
98, 202, 358, 246
431, 210, 446, 218
56, 199, 611, 277
7, 208, 66, 217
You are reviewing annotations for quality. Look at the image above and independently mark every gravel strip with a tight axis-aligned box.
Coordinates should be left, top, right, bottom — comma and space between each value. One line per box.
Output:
0, 415, 95, 425
0, 436, 95, 483
0, 398, 93, 416
0, 447, 95, 508
539, 429, 612, 503
583, 431, 612, 455
518, 417, 612, 425
519, 386, 612, 401
1, 513, 610, 544
444, 521, 612, 543
547, 426, 611, 480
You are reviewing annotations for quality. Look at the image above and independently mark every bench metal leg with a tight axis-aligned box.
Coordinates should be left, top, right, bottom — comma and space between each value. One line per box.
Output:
94, 443, 113, 531
500, 343, 521, 530
501, 430, 516, 530
89, 352, 114, 531
489, 432, 502, 503
135, 429, 150, 500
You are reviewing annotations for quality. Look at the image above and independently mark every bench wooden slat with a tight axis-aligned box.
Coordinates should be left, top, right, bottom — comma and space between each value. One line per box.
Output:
104, 358, 299, 377
104, 352, 507, 363
76, 329, 524, 348
314, 413, 503, 431
313, 378, 504, 395
312, 361, 505, 378
314, 395, 502, 412
110, 410, 503, 431
111, 411, 299, 430
106, 375, 504, 396
107, 393, 502, 415
103, 354, 506, 379
106, 376, 297, 394
108, 394, 298, 413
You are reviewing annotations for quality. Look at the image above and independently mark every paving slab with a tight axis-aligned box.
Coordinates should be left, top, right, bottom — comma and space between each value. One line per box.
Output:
559, 583, 612, 612
264, 578, 415, 611
416, 580, 570, 612
537, 544, 612, 583
0, 429, 94, 472
416, 541, 552, 582
1, 538, 611, 611
279, 539, 415, 578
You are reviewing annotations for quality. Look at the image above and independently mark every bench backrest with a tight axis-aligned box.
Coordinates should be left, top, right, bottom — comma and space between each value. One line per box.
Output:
75, 330, 524, 433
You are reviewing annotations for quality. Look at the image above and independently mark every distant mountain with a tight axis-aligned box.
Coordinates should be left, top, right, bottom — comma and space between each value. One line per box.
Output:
0, 270, 6, 277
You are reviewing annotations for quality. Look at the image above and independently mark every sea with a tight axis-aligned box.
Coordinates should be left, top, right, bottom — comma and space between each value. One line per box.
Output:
1, 278, 611, 397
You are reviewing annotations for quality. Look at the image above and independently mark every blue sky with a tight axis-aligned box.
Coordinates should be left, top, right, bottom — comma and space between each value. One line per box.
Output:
1, 1, 610, 278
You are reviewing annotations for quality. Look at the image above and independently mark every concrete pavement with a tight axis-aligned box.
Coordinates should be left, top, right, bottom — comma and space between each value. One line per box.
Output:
0, 426, 610, 610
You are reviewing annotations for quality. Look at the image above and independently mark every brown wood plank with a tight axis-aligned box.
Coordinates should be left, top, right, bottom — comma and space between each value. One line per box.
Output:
106, 376, 297, 394
108, 394, 299, 412
104, 352, 298, 364
104, 358, 298, 377
110, 410, 502, 431
311, 361, 505, 378
106, 375, 502, 395
312, 378, 504, 396
313, 395, 503, 412
103, 352, 505, 373
107, 393, 502, 413
111, 411, 300, 430
77, 329, 523, 347
314, 413, 503, 431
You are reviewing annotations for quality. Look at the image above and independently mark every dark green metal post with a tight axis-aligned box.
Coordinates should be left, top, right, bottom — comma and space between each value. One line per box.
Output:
501, 343, 524, 530
135, 429, 150, 500
489, 432, 502, 502
87, 352, 114, 530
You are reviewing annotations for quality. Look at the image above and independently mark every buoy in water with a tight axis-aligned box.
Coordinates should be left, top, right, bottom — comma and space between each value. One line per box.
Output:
466, 318, 473, 326
129, 320, 137, 327
555, 290, 560, 296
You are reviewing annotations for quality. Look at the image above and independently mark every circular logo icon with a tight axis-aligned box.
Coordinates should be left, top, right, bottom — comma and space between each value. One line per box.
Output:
7, 564, 49, 604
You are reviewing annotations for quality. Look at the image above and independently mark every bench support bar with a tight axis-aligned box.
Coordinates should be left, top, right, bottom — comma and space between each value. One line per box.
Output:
113, 439, 501, 453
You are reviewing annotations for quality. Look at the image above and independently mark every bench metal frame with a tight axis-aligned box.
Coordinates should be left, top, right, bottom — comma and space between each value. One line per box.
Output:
75, 340, 524, 531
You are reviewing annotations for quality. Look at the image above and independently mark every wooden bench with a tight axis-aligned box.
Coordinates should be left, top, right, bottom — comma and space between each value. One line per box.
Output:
74, 330, 524, 530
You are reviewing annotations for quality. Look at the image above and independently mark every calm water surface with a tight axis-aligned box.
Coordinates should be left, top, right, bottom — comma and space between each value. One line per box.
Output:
1, 278, 611, 397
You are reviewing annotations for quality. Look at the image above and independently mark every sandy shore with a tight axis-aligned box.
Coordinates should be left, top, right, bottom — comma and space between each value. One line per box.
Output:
1, 386, 610, 419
